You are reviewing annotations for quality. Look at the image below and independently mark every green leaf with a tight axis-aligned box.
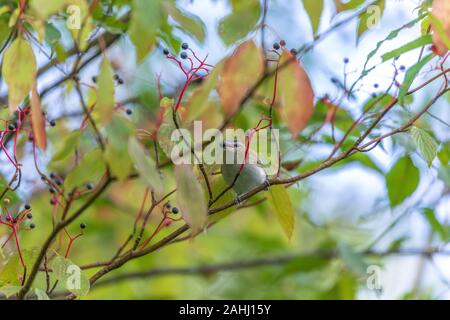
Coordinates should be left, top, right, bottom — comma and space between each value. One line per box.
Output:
334, 0, 365, 13
162, 1, 206, 42
0, 20, 10, 50
218, 0, 260, 46
64, 148, 106, 191
389, 236, 409, 251
45, 22, 62, 45
51, 130, 81, 162
50, 255, 70, 281
128, 0, 162, 62
283, 256, 329, 274
398, 54, 434, 105
303, 0, 324, 35
381, 35, 432, 61
0, 286, 22, 298
0, 5, 9, 16
68, 0, 92, 51
423, 208, 448, 241
128, 137, 163, 196
1, 37, 36, 112
337, 270, 357, 299
105, 116, 133, 180
357, 1, 385, 42
34, 288, 50, 300
186, 62, 223, 122
175, 164, 208, 232
438, 143, 449, 165
268, 185, 295, 240
410, 126, 437, 167
360, 15, 425, 78
96, 58, 115, 125
0, 253, 20, 286
50, 255, 90, 297
30, 0, 68, 19
386, 156, 420, 207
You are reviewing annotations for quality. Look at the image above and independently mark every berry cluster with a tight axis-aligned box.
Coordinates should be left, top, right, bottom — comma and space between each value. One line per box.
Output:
270, 39, 297, 56
91, 73, 124, 85
161, 42, 213, 112
0, 201, 34, 269
0, 108, 31, 173
139, 201, 181, 248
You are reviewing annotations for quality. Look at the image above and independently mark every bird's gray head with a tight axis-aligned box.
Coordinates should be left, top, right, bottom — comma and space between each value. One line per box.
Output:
222, 140, 245, 151
221, 140, 246, 164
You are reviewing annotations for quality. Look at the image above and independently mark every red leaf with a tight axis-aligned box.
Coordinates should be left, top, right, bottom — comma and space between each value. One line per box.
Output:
217, 40, 264, 116
31, 81, 47, 150
431, 0, 450, 57
277, 51, 314, 139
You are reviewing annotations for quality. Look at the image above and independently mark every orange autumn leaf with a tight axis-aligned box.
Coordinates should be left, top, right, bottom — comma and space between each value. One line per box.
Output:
431, 0, 450, 57
217, 40, 264, 116
31, 82, 47, 150
277, 51, 314, 139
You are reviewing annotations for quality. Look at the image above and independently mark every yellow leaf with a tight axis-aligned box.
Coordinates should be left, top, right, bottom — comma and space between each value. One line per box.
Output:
30, 0, 69, 19
96, 58, 115, 125
217, 40, 264, 116
2, 37, 37, 113
68, 0, 92, 51
268, 185, 295, 240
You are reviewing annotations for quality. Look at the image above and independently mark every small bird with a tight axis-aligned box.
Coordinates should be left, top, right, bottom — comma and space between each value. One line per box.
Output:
221, 140, 268, 198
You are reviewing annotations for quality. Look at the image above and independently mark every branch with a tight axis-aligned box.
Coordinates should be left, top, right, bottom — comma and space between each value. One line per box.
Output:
17, 175, 113, 299
67, 247, 450, 294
